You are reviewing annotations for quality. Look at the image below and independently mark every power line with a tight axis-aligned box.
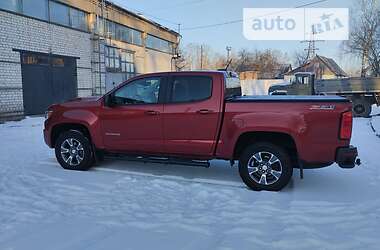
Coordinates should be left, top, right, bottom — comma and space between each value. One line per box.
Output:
182, 0, 328, 31
144, 0, 210, 12
108, 0, 180, 26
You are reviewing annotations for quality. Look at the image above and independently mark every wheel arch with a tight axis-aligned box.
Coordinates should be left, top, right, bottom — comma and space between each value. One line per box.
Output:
51, 123, 92, 147
233, 131, 299, 167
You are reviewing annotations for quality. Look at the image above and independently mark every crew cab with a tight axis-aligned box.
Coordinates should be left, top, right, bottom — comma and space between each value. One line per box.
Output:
44, 71, 359, 191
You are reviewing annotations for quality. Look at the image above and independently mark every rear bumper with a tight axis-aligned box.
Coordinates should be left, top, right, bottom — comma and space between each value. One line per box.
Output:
336, 146, 359, 169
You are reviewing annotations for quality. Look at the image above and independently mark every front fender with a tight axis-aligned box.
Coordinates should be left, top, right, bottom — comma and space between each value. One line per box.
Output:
48, 109, 103, 149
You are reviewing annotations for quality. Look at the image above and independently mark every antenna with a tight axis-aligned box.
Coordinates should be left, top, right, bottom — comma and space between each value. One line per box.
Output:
301, 29, 324, 61
225, 59, 233, 71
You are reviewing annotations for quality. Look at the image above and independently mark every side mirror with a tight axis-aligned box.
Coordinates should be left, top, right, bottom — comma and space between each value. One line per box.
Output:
104, 94, 116, 107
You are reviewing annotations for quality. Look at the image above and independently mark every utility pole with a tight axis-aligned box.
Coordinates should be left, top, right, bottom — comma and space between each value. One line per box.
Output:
200, 45, 203, 70
226, 46, 232, 62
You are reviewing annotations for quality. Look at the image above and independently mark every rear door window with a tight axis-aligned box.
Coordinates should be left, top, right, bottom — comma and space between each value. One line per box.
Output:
169, 76, 212, 103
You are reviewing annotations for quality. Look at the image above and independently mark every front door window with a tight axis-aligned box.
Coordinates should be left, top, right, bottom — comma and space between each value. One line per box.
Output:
114, 77, 161, 105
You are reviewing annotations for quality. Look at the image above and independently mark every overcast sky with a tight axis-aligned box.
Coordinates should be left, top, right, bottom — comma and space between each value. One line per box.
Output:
114, 0, 359, 71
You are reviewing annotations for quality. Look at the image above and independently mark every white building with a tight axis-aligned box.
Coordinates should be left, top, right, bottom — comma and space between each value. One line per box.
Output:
0, 0, 180, 117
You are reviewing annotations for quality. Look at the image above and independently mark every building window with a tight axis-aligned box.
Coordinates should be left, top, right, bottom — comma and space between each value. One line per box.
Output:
146, 35, 173, 54
70, 7, 87, 31
49, 1, 69, 26
105, 47, 135, 76
0, 1, 88, 31
121, 51, 135, 75
101, 19, 142, 46
0, 0, 21, 12
131, 29, 142, 46
49, 1, 88, 31
105, 20, 115, 38
23, 0, 48, 20
22, 54, 49, 66
118, 24, 130, 43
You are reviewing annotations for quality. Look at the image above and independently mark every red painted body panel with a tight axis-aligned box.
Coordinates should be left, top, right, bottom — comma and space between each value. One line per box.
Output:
44, 97, 104, 148
44, 71, 353, 168
99, 104, 164, 153
162, 72, 224, 157
216, 102, 351, 164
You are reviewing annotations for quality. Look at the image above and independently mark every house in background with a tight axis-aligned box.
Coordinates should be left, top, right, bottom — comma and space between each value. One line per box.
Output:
274, 64, 292, 79
239, 64, 292, 96
285, 55, 348, 81
239, 64, 292, 80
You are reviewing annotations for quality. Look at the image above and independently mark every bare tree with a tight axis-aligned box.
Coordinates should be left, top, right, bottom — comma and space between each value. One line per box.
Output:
180, 44, 289, 76
368, 30, 380, 76
232, 49, 255, 72
181, 43, 215, 70
343, 0, 380, 76
293, 50, 309, 67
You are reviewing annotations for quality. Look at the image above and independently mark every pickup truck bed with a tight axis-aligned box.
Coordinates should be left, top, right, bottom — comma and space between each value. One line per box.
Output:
219, 95, 352, 168
228, 95, 350, 102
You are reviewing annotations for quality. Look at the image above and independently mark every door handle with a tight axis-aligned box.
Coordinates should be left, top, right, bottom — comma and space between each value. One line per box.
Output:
197, 109, 213, 114
145, 110, 160, 115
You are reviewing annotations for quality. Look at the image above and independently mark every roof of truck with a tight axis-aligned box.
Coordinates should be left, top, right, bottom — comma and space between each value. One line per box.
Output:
132, 71, 229, 78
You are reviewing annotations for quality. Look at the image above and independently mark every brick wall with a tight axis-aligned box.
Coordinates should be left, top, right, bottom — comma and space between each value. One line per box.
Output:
0, 10, 93, 116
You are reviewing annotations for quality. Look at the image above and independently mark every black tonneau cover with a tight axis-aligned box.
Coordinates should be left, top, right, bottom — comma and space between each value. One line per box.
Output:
228, 95, 350, 103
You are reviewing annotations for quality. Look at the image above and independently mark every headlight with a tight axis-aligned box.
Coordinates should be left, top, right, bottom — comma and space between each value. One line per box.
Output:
45, 110, 53, 120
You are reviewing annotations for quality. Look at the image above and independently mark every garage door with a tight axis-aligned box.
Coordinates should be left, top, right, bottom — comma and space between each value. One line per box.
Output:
21, 52, 78, 115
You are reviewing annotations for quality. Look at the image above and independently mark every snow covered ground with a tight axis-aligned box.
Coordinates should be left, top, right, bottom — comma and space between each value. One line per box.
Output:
370, 105, 380, 137
0, 107, 380, 250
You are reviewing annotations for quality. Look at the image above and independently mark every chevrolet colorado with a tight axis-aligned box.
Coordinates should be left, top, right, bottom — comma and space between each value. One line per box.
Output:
44, 71, 358, 191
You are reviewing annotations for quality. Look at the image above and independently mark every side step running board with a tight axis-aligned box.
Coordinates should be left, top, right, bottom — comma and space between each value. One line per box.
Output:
104, 154, 211, 168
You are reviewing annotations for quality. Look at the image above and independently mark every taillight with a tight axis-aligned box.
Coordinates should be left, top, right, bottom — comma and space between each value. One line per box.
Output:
340, 111, 353, 140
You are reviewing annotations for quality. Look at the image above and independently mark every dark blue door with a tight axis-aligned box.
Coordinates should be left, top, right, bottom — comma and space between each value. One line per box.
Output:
21, 52, 77, 115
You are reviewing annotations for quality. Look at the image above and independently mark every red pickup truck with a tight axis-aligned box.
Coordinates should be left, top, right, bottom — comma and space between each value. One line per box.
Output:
44, 71, 358, 191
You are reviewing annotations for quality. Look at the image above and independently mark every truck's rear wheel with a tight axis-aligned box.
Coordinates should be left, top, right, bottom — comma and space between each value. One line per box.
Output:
239, 143, 293, 191
55, 130, 94, 171
352, 98, 372, 118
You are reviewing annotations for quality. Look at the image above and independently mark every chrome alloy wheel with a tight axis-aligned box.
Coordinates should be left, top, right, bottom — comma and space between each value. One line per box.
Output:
60, 138, 84, 166
247, 151, 283, 186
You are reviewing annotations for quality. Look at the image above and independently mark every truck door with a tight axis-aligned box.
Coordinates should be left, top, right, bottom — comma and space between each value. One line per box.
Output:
100, 76, 165, 153
162, 74, 223, 157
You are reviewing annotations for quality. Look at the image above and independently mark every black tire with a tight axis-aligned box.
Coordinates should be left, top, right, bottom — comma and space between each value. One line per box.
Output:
239, 143, 293, 191
352, 98, 372, 118
55, 130, 94, 171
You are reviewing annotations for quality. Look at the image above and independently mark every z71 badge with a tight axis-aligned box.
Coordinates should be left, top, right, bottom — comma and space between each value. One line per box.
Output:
310, 105, 336, 110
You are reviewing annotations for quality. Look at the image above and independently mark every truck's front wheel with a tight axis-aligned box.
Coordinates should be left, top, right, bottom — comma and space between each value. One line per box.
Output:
55, 130, 94, 171
239, 143, 293, 191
